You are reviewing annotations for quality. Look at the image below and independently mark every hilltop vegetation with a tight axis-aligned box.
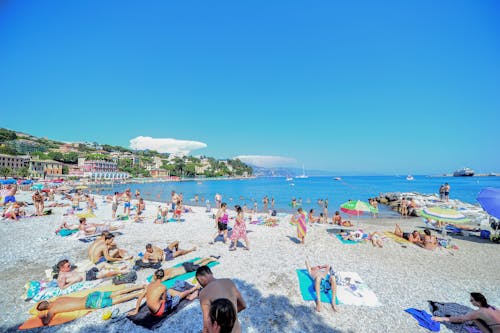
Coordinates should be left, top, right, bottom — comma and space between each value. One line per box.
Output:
0, 128, 253, 178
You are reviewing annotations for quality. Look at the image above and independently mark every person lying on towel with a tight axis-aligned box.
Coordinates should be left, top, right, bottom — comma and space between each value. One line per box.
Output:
158, 257, 219, 281
128, 269, 200, 317
89, 233, 132, 264
305, 260, 339, 313
142, 241, 196, 263
394, 224, 423, 244
35, 286, 145, 326
55, 259, 129, 289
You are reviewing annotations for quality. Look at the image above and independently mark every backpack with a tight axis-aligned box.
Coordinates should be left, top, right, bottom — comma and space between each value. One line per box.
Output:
112, 271, 137, 285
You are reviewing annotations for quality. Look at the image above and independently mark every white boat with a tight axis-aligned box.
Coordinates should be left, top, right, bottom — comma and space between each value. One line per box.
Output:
406, 175, 414, 181
289, 183, 295, 186
334, 177, 342, 181
286, 177, 293, 181
295, 165, 309, 179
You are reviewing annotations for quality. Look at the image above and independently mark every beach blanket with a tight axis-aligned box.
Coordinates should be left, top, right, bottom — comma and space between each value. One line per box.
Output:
333, 234, 365, 244
383, 231, 414, 245
126, 282, 195, 330
57, 228, 79, 237
23, 280, 97, 302
76, 212, 96, 219
167, 218, 185, 222
19, 284, 125, 330
404, 308, 440, 332
428, 301, 482, 333
296, 270, 379, 306
296, 269, 339, 304
146, 258, 219, 289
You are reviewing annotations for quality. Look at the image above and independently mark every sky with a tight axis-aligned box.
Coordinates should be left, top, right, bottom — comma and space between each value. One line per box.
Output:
1, 1, 499, 175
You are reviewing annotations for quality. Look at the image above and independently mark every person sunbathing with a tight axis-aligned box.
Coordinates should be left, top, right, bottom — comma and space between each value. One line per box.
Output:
394, 224, 422, 244
308, 209, 319, 223
419, 228, 438, 250
341, 229, 365, 241
129, 269, 199, 317
305, 260, 339, 312
78, 217, 121, 235
369, 231, 384, 248
36, 285, 145, 326
55, 259, 128, 289
432, 292, 500, 333
89, 233, 132, 264
142, 242, 196, 263
159, 257, 219, 281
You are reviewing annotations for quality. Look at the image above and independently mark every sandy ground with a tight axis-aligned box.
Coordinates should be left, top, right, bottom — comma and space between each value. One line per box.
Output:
1, 191, 499, 333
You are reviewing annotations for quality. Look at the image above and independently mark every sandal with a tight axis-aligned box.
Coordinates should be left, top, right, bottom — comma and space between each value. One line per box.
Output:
229, 247, 236, 251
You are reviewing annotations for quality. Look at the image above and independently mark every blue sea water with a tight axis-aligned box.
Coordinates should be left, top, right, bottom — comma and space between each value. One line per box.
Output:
95, 176, 500, 216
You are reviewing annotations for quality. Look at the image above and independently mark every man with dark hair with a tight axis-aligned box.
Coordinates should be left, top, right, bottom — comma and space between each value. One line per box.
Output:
142, 241, 196, 263
196, 266, 246, 333
35, 285, 144, 326
208, 298, 236, 333
89, 233, 132, 264
55, 259, 128, 289
128, 268, 199, 317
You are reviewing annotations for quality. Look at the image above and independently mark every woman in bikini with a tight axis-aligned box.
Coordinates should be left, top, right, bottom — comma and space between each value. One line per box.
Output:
210, 202, 229, 244
433, 293, 500, 333
419, 228, 437, 250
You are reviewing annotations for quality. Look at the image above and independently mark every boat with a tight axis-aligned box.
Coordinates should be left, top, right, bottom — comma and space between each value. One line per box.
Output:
406, 175, 414, 181
453, 168, 474, 177
286, 177, 294, 181
295, 165, 308, 179
334, 177, 342, 181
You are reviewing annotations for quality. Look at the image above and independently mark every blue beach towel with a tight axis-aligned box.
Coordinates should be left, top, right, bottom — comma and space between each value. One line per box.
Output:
167, 218, 185, 222
296, 269, 339, 304
405, 308, 440, 332
334, 234, 362, 245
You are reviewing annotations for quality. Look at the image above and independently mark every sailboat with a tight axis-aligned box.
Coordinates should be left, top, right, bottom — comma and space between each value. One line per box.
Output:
295, 165, 309, 179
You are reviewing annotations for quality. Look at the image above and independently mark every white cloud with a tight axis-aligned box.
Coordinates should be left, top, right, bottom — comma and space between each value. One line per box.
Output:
234, 155, 296, 168
129, 136, 207, 156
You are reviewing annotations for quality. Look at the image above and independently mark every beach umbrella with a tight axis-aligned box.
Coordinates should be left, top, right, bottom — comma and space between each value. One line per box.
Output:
1, 178, 16, 185
420, 206, 470, 224
340, 200, 378, 216
477, 188, 500, 219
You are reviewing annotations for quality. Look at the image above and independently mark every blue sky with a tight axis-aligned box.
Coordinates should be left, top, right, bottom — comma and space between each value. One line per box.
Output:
1, 1, 499, 174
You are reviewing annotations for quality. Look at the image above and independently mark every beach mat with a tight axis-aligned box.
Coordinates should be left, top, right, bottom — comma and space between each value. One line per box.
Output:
333, 234, 363, 244
383, 231, 413, 245
19, 284, 125, 330
167, 218, 185, 222
297, 270, 380, 306
146, 258, 219, 289
79, 231, 123, 243
296, 269, 338, 304
126, 284, 194, 330
428, 301, 481, 332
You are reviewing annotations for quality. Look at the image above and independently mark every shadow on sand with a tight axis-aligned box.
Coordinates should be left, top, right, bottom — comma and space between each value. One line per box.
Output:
286, 236, 302, 244
4, 279, 348, 333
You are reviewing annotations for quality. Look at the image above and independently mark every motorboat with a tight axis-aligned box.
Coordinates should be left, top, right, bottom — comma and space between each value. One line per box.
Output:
406, 175, 414, 181
334, 177, 342, 181
286, 177, 293, 181
453, 168, 474, 177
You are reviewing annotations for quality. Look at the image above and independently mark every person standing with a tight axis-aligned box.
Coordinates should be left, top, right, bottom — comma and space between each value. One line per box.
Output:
400, 197, 408, 218
210, 203, 229, 244
444, 183, 450, 202
229, 206, 249, 251
439, 184, 445, 201
215, 193, 222, 209
262, 196, 268, 212
32, 190, 44, 216
196, 266, 247, 333
111, 192, 119, 219
296, 208, 307, 244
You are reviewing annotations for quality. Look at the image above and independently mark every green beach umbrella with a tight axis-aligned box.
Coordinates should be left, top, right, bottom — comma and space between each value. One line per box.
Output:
340, 200, 378, 216
420, 206, 470, 224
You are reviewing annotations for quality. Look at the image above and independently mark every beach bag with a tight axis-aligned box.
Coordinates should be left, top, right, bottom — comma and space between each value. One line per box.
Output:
113, 271, 137, 285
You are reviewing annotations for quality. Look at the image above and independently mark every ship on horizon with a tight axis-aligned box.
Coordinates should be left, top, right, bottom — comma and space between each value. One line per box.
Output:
453, 167, 474, 177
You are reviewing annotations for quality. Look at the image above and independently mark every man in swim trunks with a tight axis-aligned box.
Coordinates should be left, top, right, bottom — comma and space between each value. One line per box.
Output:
433, 292, 500, 333
196, 265, 246, 333
89, 233, 132, 264
3, 185, 17, 205
394, 224, 422, 244
128, 268, 200, 317
157, 257, 219, 282
142, 241, 196, 263
36, 285, 144, 326
306, 260, 339, 313
55, 259, 128, 289
123, 188, 132, 216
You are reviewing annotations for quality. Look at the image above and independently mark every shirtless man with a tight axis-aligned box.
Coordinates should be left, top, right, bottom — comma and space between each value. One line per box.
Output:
419, 228, 438, 250
142, 242, 196, 263
128, 269, 199, 317
433, 292, 500, 333
36, 285, 144, 326
89, 233, 132, 264
394, 224, 422, 244
123, 188, 132, 216
306, 260, 339, 313
79, 217, 121, 235
154, 257, 219, 282
55, 259, 127, 289
196, 266, 247, 333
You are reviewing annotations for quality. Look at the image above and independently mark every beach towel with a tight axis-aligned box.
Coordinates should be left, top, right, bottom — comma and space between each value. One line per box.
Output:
76, 212, 96, 219
146, 258, 219, 289
428, 301, 482, 333
126, 282, 195, 330
333, 234, 364, 244
23, 280, 96, 302
296, 270, 379, 306
57, 229, 79, 237
297, 212, 306, 239
19, 284, 125, 330
383, 231, 414, 245
167, 218, 185, 222
296, 269, 339, 304
404, 308, 440, 332
78, 231, 123, 243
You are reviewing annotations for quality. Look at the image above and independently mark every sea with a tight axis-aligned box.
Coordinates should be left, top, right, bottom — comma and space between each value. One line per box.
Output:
93, 176, 500, 217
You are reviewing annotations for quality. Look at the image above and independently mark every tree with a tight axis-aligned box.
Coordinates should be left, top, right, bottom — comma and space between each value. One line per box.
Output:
0, 128, 17, 142
62, 165, 69, 175
16, 166, 30, 178
0, 167, 12, 177
47, 151, 64, 162
62, 152, 79, 164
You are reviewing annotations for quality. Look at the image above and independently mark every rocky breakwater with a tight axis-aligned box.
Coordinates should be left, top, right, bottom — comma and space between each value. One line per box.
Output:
375, 192, 492, 229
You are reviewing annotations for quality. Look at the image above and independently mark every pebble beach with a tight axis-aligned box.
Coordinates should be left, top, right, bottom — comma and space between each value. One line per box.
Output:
1, 190, 499, 333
